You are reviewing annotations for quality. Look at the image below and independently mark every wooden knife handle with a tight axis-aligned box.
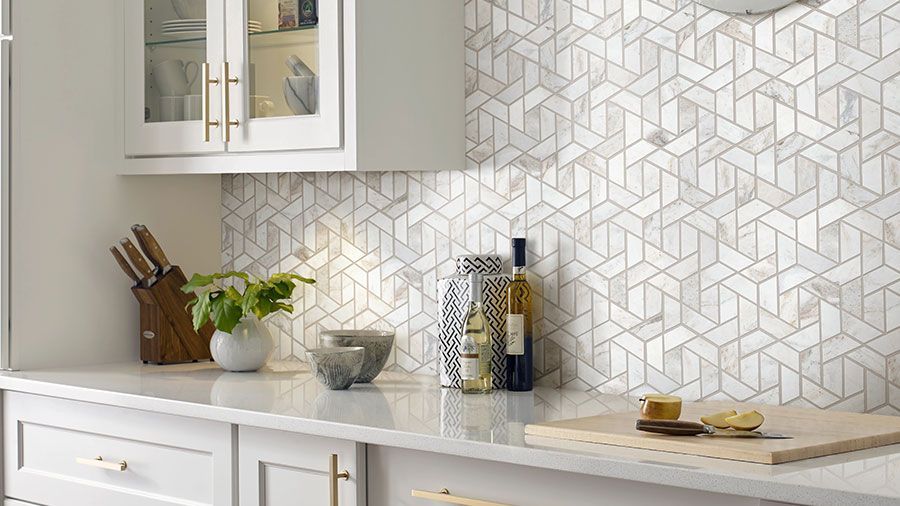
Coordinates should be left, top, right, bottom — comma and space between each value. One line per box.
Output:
119, 238, 154, 281
109, 246, 140, 284
635, 419, 713, 436
131, 224, 171, 273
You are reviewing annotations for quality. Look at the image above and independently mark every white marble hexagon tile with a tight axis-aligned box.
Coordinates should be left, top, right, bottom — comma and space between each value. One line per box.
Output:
223, 0, 900, 414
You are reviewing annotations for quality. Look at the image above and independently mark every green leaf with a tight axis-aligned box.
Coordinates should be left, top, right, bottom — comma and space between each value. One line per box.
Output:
253, 297, 274, 320
271, 273, 316, 285
273, 279, 295, 298
274, 302, 294, 313
210, 294, 243, 333
224, 286, 242, 302
181, 271, 252, 293
190, 290, 213, 331
181, 273, 216, 293
241, 284, 261, 316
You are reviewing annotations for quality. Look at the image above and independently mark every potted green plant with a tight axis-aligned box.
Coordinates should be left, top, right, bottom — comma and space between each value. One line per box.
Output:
182, 271, 315, 372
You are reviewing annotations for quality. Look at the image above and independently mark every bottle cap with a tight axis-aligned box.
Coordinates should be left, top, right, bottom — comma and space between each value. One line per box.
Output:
511, 238, 526, 267
468, 272, 483, 303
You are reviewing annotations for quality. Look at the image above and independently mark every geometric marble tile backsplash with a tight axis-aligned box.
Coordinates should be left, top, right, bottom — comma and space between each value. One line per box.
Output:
223, 0, 900, 414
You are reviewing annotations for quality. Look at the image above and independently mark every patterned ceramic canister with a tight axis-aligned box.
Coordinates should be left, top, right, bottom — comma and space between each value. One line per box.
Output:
438, 272, 510, 389
456, 255, 503, 275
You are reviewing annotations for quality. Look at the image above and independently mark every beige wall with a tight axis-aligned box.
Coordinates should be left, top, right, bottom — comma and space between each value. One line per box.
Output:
9, 0, 220, 369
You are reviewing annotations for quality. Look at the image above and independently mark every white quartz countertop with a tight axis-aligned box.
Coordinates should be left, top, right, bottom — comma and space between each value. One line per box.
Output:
0, 362, 897, 506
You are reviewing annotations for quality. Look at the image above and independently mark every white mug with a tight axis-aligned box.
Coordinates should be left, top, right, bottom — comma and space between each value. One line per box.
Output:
152, 59, 199, 97
159, 96, 184, 122
183, 94, 202, 121
250, 95, 275, 118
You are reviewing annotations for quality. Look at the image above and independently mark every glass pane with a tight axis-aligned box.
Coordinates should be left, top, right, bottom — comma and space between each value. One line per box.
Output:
144, 0, 207, 123
247, 0, 319, 119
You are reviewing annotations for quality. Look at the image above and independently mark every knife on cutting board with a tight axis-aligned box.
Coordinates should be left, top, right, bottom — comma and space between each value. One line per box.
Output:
131, 224, 172, 275
119, 238, 157, 287
635, 420, 792, 439
109, 246, 141, 286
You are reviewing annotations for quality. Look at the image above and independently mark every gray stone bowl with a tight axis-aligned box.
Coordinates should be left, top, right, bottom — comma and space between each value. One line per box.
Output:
305, 347, 364, 390
320, 330, 395, 383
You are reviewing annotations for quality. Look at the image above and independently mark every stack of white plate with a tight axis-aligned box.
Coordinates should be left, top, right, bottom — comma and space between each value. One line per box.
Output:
160, 19, 262, 37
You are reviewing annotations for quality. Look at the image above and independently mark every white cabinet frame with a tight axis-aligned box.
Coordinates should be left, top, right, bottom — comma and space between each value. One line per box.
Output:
224, 0, 342, 153
124, 0, 226, 156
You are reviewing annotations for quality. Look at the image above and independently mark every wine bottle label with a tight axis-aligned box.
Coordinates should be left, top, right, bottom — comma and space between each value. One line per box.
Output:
507, 314, 524, 355
460, 353, 479, 380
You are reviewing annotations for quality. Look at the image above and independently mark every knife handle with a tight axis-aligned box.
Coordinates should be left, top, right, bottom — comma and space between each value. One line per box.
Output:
119, 238, 154, 284
131, 224, 171, 274
109, 246, 140, 285
635, 420, 714, 436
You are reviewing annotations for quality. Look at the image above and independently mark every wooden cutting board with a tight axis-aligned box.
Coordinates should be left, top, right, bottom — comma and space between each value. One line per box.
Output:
525, 400, 900, 464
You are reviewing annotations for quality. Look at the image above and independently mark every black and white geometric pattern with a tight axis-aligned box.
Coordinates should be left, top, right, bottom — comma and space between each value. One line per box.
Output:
438, 275, 511, 389
456, 255, 505, 275
223, 0, 900, 414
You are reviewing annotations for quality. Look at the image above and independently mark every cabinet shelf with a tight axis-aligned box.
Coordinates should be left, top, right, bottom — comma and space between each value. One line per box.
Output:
145, 25, 317, 49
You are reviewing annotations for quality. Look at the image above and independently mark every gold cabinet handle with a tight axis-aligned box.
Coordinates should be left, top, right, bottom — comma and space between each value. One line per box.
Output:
329, 453, 350, 506
411, 489, 511, 506
221, 61, 239, 143
201, 62, 220, 142
75, 456, 127, 472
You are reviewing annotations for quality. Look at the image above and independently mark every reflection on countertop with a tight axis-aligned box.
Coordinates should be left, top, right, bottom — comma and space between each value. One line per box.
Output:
1, 361, 898, 505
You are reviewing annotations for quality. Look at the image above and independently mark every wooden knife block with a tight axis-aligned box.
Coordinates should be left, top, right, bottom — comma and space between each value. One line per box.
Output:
131, 266, 214, 364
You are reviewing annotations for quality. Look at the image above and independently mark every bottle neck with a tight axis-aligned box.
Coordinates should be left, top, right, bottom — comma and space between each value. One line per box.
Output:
512, 265, 526, 279
469, 284, 482, 304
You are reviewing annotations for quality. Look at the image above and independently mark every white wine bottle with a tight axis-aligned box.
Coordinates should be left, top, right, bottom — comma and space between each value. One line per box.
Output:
506, 238, 533, 391
460, 273, 492, 394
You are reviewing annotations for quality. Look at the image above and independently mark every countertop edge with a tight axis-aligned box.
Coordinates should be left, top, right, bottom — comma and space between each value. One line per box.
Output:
0, 375, 894, 506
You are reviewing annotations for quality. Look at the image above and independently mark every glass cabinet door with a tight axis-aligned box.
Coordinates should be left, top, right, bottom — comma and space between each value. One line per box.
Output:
223, 0, 341, 152
125, 0, 225, 156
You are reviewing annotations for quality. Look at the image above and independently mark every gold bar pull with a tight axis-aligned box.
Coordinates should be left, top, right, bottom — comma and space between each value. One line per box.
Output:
221, 61, 240, 143
201, 63, 219, 142
75, 456, 127, 472
411, 488, 511, 506
329, 453, 350, 506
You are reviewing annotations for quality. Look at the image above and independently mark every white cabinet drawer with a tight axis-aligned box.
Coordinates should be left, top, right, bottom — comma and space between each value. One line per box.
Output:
239, 426, 364, 506
368, 446, 759, 506
2, 391, 234, 506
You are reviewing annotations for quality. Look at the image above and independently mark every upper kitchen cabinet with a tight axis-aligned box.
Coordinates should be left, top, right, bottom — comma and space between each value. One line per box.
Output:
124, 0, 464, 174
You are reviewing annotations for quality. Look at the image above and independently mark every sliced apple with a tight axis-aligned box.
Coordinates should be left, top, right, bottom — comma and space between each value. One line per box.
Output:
725, 410, 765, 430
639, 394, 682, 420
700, 409, 738, 429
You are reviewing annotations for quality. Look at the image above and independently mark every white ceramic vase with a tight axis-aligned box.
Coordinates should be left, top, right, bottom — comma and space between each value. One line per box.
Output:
209, 315, 273, 372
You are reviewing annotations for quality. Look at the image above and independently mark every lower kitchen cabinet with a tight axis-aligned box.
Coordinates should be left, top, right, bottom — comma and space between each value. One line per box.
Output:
0, 390, 807, 506
2, 392, 234, 506
238, 426, 365, 506
367, 446, 760, 506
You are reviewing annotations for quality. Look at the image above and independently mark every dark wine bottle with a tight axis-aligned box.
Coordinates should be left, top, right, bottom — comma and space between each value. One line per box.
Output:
506, 238, 533, 391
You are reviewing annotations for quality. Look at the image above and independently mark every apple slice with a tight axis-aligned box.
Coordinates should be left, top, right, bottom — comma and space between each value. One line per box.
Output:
725, 410, 765, 430
700, 409, 738, 429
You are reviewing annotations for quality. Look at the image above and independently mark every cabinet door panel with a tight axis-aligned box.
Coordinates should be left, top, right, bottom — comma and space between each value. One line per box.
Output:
125, 0, 226, 156
368, 446, 759, 506
223, 0, 341, 152
3, 392, 234, 506
239, 426, 362, 506
261, 464, 329, 504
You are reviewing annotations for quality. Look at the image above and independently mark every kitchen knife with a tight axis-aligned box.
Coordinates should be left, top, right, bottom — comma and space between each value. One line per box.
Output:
119, 238, 156, 287
131, 224, 172, 275
635, 420, 792, 439
109, 246, 140, 286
